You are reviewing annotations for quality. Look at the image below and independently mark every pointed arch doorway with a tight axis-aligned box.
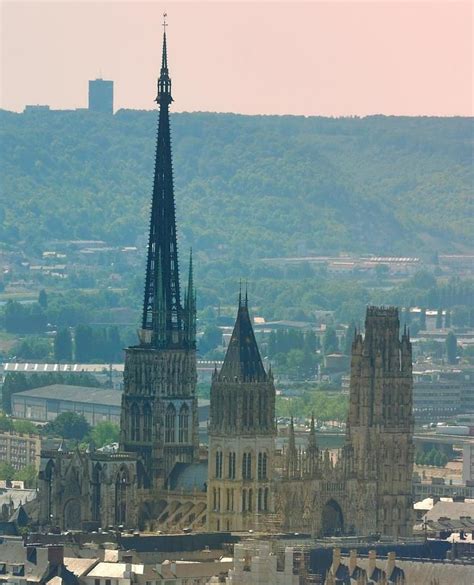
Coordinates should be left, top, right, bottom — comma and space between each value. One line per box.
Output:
322, 499, 344, 536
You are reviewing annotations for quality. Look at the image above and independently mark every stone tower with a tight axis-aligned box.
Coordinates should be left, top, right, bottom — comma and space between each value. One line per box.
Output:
345, 306, 414, 537
208, 293, 276, 531
120, 25, 198, 489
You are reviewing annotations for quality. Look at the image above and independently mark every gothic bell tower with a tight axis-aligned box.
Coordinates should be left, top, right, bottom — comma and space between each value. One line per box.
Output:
345, 307, 414, 537
208, 292, 276, 532
120, 21, 198, 488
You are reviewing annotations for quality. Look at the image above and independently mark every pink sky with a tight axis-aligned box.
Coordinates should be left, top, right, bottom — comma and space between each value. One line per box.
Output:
1, 1, 472, 116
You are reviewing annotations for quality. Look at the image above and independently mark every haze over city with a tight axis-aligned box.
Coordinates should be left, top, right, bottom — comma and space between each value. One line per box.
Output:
1, 0, 472, 116
1, 1, 474, 581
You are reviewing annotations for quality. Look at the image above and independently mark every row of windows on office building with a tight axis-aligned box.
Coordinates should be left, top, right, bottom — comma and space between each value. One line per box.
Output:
214, 451, 268, 480
130, 402, 190, 444
212, 486, 270, 512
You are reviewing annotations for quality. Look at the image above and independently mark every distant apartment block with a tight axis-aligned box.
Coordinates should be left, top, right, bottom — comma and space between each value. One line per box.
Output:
23, 105, 51, 113
413, 369, 474, 422
463, 443, 474, 483
88, 78, 114, 113
0, 431, 41, 471
11, 385, 121, 426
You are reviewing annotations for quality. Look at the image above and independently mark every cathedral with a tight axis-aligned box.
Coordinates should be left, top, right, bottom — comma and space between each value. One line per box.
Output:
37, 26, 414, 538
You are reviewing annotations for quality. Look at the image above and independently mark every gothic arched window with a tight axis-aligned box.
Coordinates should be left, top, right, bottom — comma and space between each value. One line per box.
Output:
264, 487, 269, 511
143, 403, 152, 442
115, 467, 129, 525
242, 453, 252, 480
44, 460, 55, 522
215, 450, 223, 478
258, 452, 267, 480
243, 394, 249, 428
258, 488, 263, 511
242, 489, 247, 512
131, 403, 140, 442
228, 452, 236, 479
165, 403, 176, 443
178, 403, 189, 443
248, 394, 254, 427
258, 393, 263, 426
92, 463, 102, 521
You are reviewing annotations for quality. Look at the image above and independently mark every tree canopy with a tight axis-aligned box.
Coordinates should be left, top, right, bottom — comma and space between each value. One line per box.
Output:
1, 110, 472, 256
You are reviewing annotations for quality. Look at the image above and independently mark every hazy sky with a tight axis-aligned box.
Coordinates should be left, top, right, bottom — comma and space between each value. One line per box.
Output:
1, 0, 472, 116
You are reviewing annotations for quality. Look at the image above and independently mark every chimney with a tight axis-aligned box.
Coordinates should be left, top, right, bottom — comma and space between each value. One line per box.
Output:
348, 549, 358, 575
368, 550, 377, 579
47, 545, 64, 569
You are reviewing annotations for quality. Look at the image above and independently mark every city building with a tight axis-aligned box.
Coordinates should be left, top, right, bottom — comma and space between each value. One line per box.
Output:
12, 385, 122, 426
463, 443, 474, 482
0, 538, 80, 585
88, 79, 113, 114
412, 368, 474, 422
0, 431, 41, 471
23, 104, 51, 113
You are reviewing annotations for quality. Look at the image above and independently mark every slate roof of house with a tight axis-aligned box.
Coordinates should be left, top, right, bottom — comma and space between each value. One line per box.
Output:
86, 562, 145, 578
64, 558, 98, 578
424, 500, 474, 523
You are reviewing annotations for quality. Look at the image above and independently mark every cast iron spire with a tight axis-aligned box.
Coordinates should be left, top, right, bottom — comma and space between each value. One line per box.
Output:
141, 17, 187, 348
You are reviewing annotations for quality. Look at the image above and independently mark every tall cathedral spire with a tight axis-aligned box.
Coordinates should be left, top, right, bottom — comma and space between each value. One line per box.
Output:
141, 18, 189, 348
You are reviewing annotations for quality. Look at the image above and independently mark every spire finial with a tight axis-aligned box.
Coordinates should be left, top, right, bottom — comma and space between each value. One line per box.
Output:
161, 13, 168, 71
238, 279, 242, 307
245, 280, 248, 308
156, 13, 172, 103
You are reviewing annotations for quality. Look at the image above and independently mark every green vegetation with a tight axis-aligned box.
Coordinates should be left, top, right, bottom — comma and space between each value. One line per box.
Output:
43, 411, 91, 440
276, 388, 348, 422
1, 111, 472, 254
446, 332, 458, 364
0, 111, 473, 363
268, 329, 321, 378
415, 448, 449, 467
0, 462, 37, 487
90, 421, 120, 448
54, 327, 73, 361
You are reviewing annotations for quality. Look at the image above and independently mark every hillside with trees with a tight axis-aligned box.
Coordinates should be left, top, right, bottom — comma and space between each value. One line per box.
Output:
1, 110, 472, 258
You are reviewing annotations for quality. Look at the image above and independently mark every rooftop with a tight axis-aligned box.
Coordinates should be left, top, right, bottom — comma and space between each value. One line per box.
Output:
13, 385, 122, 407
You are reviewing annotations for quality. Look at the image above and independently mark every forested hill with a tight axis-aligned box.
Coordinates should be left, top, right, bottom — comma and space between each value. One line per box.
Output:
1, 110, 472, 258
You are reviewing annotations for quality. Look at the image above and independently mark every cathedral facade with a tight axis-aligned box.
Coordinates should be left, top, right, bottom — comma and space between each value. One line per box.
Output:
37, 27, 414, 538
276, 306, 414, 538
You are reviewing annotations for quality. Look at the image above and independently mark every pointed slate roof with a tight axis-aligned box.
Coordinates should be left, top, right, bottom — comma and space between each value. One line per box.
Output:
219, 293, 267, 383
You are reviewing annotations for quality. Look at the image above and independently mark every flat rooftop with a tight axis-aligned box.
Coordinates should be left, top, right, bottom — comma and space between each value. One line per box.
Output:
13, 385, 121, 407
